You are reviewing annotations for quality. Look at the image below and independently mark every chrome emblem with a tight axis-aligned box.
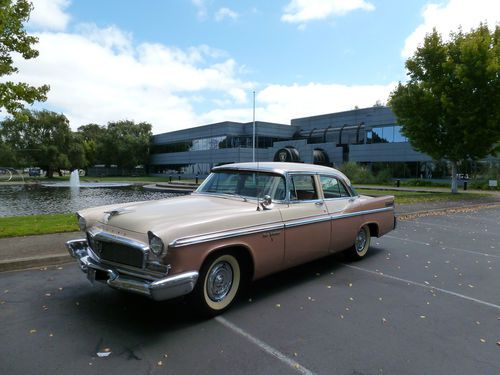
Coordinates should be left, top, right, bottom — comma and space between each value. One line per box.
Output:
278, 151, 287, 162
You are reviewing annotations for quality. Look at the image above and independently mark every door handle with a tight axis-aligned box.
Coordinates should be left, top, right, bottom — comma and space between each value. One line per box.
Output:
315, 201, 324, 206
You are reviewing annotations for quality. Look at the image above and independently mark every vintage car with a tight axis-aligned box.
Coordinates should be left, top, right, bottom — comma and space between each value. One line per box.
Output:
66, 162, 396, 315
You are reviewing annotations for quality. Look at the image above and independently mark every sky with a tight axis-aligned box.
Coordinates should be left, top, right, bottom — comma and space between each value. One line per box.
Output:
8, 0, 500, 134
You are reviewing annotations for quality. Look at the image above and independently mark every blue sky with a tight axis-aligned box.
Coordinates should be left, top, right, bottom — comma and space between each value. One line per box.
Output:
11, 0, 499, 133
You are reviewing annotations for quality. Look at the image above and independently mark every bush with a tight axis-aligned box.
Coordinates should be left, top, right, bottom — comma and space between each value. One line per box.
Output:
338, 162, 375, 184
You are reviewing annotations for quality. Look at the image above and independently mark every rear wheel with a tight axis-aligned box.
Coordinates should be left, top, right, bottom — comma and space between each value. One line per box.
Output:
348, 225, 371, 260
193, 252, 241, 317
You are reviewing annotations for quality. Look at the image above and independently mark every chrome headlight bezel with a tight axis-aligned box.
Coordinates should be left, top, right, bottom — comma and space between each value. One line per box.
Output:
148, 231, 165, 256
77, 214, 86, 232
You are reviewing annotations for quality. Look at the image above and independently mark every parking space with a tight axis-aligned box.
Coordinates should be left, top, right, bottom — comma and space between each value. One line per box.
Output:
1, 208, 499, 374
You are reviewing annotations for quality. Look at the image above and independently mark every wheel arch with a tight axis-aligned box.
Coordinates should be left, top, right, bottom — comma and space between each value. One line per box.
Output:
203, 244, 255, 283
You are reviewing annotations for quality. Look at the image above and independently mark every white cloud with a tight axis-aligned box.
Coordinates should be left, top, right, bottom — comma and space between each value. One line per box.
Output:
11, 25, 253, 133
29, 0, 71, 31
200, 82, 396, 125
192, 0, 208, 20
214, 7, 239, 22
402, 0, 500, 57
282, 0, 375, 24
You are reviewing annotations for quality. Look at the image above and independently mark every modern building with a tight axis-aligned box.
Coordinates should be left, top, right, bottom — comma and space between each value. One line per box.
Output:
149, 106, 446, 178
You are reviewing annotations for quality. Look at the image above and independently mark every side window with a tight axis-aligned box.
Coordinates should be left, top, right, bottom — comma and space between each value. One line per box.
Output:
290, 175, 318, 201
320, 176, 351, 198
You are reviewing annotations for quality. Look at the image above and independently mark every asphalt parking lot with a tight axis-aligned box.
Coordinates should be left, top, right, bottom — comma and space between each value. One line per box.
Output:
0, 208, 498, 375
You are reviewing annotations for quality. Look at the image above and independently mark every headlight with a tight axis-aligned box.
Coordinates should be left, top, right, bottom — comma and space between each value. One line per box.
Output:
77, 214, 86, 231
148, 232, 165, 256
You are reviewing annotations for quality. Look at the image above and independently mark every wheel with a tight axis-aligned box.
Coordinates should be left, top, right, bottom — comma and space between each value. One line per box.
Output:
349, 225, 371, 260
193, 252, 241, 317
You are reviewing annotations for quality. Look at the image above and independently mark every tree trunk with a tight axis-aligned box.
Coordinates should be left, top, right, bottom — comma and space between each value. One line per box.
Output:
450, 160, 458, 194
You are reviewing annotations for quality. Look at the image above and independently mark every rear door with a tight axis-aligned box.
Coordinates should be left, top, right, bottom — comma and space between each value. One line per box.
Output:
279, 174, 331, 267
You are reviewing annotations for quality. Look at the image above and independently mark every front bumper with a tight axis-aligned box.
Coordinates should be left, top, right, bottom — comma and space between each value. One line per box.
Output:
66, 239, 198, 301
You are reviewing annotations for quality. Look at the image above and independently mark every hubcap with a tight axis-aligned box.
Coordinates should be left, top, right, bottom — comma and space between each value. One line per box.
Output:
355, 229, 367, 253
207, 261, 233, 302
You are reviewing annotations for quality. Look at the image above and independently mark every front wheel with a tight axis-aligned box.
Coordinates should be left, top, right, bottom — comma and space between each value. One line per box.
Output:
348, 225, 371, 260
193, 252, 241, 317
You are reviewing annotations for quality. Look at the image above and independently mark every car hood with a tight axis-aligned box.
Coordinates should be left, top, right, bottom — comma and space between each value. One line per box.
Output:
87, 194, 282, 244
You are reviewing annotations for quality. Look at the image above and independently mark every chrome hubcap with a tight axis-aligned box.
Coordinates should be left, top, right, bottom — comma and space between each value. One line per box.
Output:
207, 261, 233, 302
355, 229, 367, 253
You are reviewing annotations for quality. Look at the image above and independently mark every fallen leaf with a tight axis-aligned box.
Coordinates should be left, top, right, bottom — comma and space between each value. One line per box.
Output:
29, 329, 37, 334
164, 354, 168, 358
340, 314, 344, 319
326, 285, 332, 289
293, 352, 298, 357
382, 318, 387, 323
157, 361, 163, 366
475, 321, 480, 325
58, 287, 63, 291
275, 304, 281, 308
348, 283, 353, 287
480, 338, 486, 343
49, 333, 54, 337
349, 297, 354, 301
45, 293, 51, 297
420, 315, 426, 319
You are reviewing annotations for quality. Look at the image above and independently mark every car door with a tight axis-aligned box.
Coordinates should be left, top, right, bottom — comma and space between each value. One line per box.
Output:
279, 173, 331, 267
319, 175, 358, 252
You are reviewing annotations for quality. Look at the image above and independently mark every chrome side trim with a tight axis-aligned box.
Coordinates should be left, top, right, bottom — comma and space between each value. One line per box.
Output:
169, 222, 285, 248
284, 214, 331, 228
331, 206, 394, 220
168, 207, 394, 249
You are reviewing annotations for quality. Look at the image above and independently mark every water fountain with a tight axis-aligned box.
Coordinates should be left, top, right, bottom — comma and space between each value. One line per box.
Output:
42, 170, 132, 188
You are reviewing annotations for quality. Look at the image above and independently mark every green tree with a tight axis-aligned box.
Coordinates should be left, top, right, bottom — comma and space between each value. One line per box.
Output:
389, 24, 500, 193
0, 0, 49, 115
100, 120, 152, 169
1, 110, 73, 177
77, 123, 107, 168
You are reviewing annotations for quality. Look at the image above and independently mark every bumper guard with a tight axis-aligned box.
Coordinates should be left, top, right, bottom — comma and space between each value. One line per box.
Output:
66, 239, 198, 301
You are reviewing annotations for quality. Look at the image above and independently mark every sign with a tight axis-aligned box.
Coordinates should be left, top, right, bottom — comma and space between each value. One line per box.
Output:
488, 180, 497, 188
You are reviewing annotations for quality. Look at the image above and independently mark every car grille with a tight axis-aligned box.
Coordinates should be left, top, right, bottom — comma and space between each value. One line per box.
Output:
87, 232, 144, 268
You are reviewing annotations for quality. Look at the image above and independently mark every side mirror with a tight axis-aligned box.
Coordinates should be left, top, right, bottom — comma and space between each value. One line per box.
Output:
260, 195, 273, 210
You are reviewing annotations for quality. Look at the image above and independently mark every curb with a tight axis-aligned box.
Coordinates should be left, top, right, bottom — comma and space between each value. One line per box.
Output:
397, 202, 500, 220
0, 254, 72, 273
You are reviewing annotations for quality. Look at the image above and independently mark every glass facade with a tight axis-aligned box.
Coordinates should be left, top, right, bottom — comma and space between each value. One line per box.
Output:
151, 135, 280, 154
367, 126, 407, 143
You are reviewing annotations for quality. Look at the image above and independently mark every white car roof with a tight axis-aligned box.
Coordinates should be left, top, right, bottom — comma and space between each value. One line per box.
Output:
213, 162, 351, 184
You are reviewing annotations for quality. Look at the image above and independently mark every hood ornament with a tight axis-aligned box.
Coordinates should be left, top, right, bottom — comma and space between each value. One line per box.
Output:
103, 207, 133, 224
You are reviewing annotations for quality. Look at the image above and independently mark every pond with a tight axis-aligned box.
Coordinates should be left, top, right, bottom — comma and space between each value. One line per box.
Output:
0, 184, 178, 217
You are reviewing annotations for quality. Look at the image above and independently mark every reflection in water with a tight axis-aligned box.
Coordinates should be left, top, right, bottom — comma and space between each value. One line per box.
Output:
0, 185, 178, 217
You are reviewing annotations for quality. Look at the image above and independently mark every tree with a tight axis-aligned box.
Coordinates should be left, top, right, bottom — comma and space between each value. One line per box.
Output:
0, 110, 73, 177
0, 0, 49, 115
389, 24, 500, 193
100, 120, 152, 169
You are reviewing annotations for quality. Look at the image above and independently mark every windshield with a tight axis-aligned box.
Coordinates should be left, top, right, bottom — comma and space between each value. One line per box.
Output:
197, 171, 286, 200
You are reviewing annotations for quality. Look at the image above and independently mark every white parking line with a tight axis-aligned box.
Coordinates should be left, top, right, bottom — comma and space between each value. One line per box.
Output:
343, 263, 500, 310
216, 316, 317, 375
384, 235, 499, 258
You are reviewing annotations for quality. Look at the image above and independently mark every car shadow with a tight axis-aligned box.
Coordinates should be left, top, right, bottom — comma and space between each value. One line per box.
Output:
67, 246, 386, 334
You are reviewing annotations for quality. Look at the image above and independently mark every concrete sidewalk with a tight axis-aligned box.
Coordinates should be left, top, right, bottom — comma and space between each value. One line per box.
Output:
0, 231, 83, 272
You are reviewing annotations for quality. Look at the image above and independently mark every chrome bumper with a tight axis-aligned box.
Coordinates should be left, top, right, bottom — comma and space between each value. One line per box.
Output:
66, 239, 198, 301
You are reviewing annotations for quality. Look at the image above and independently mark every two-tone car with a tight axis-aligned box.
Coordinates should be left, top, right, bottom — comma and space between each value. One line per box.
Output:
66, 162, 396, 316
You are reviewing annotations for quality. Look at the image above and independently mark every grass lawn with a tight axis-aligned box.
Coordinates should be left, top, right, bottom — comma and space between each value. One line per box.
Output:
0, 213, 78, 238
357, 188, 490, 205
